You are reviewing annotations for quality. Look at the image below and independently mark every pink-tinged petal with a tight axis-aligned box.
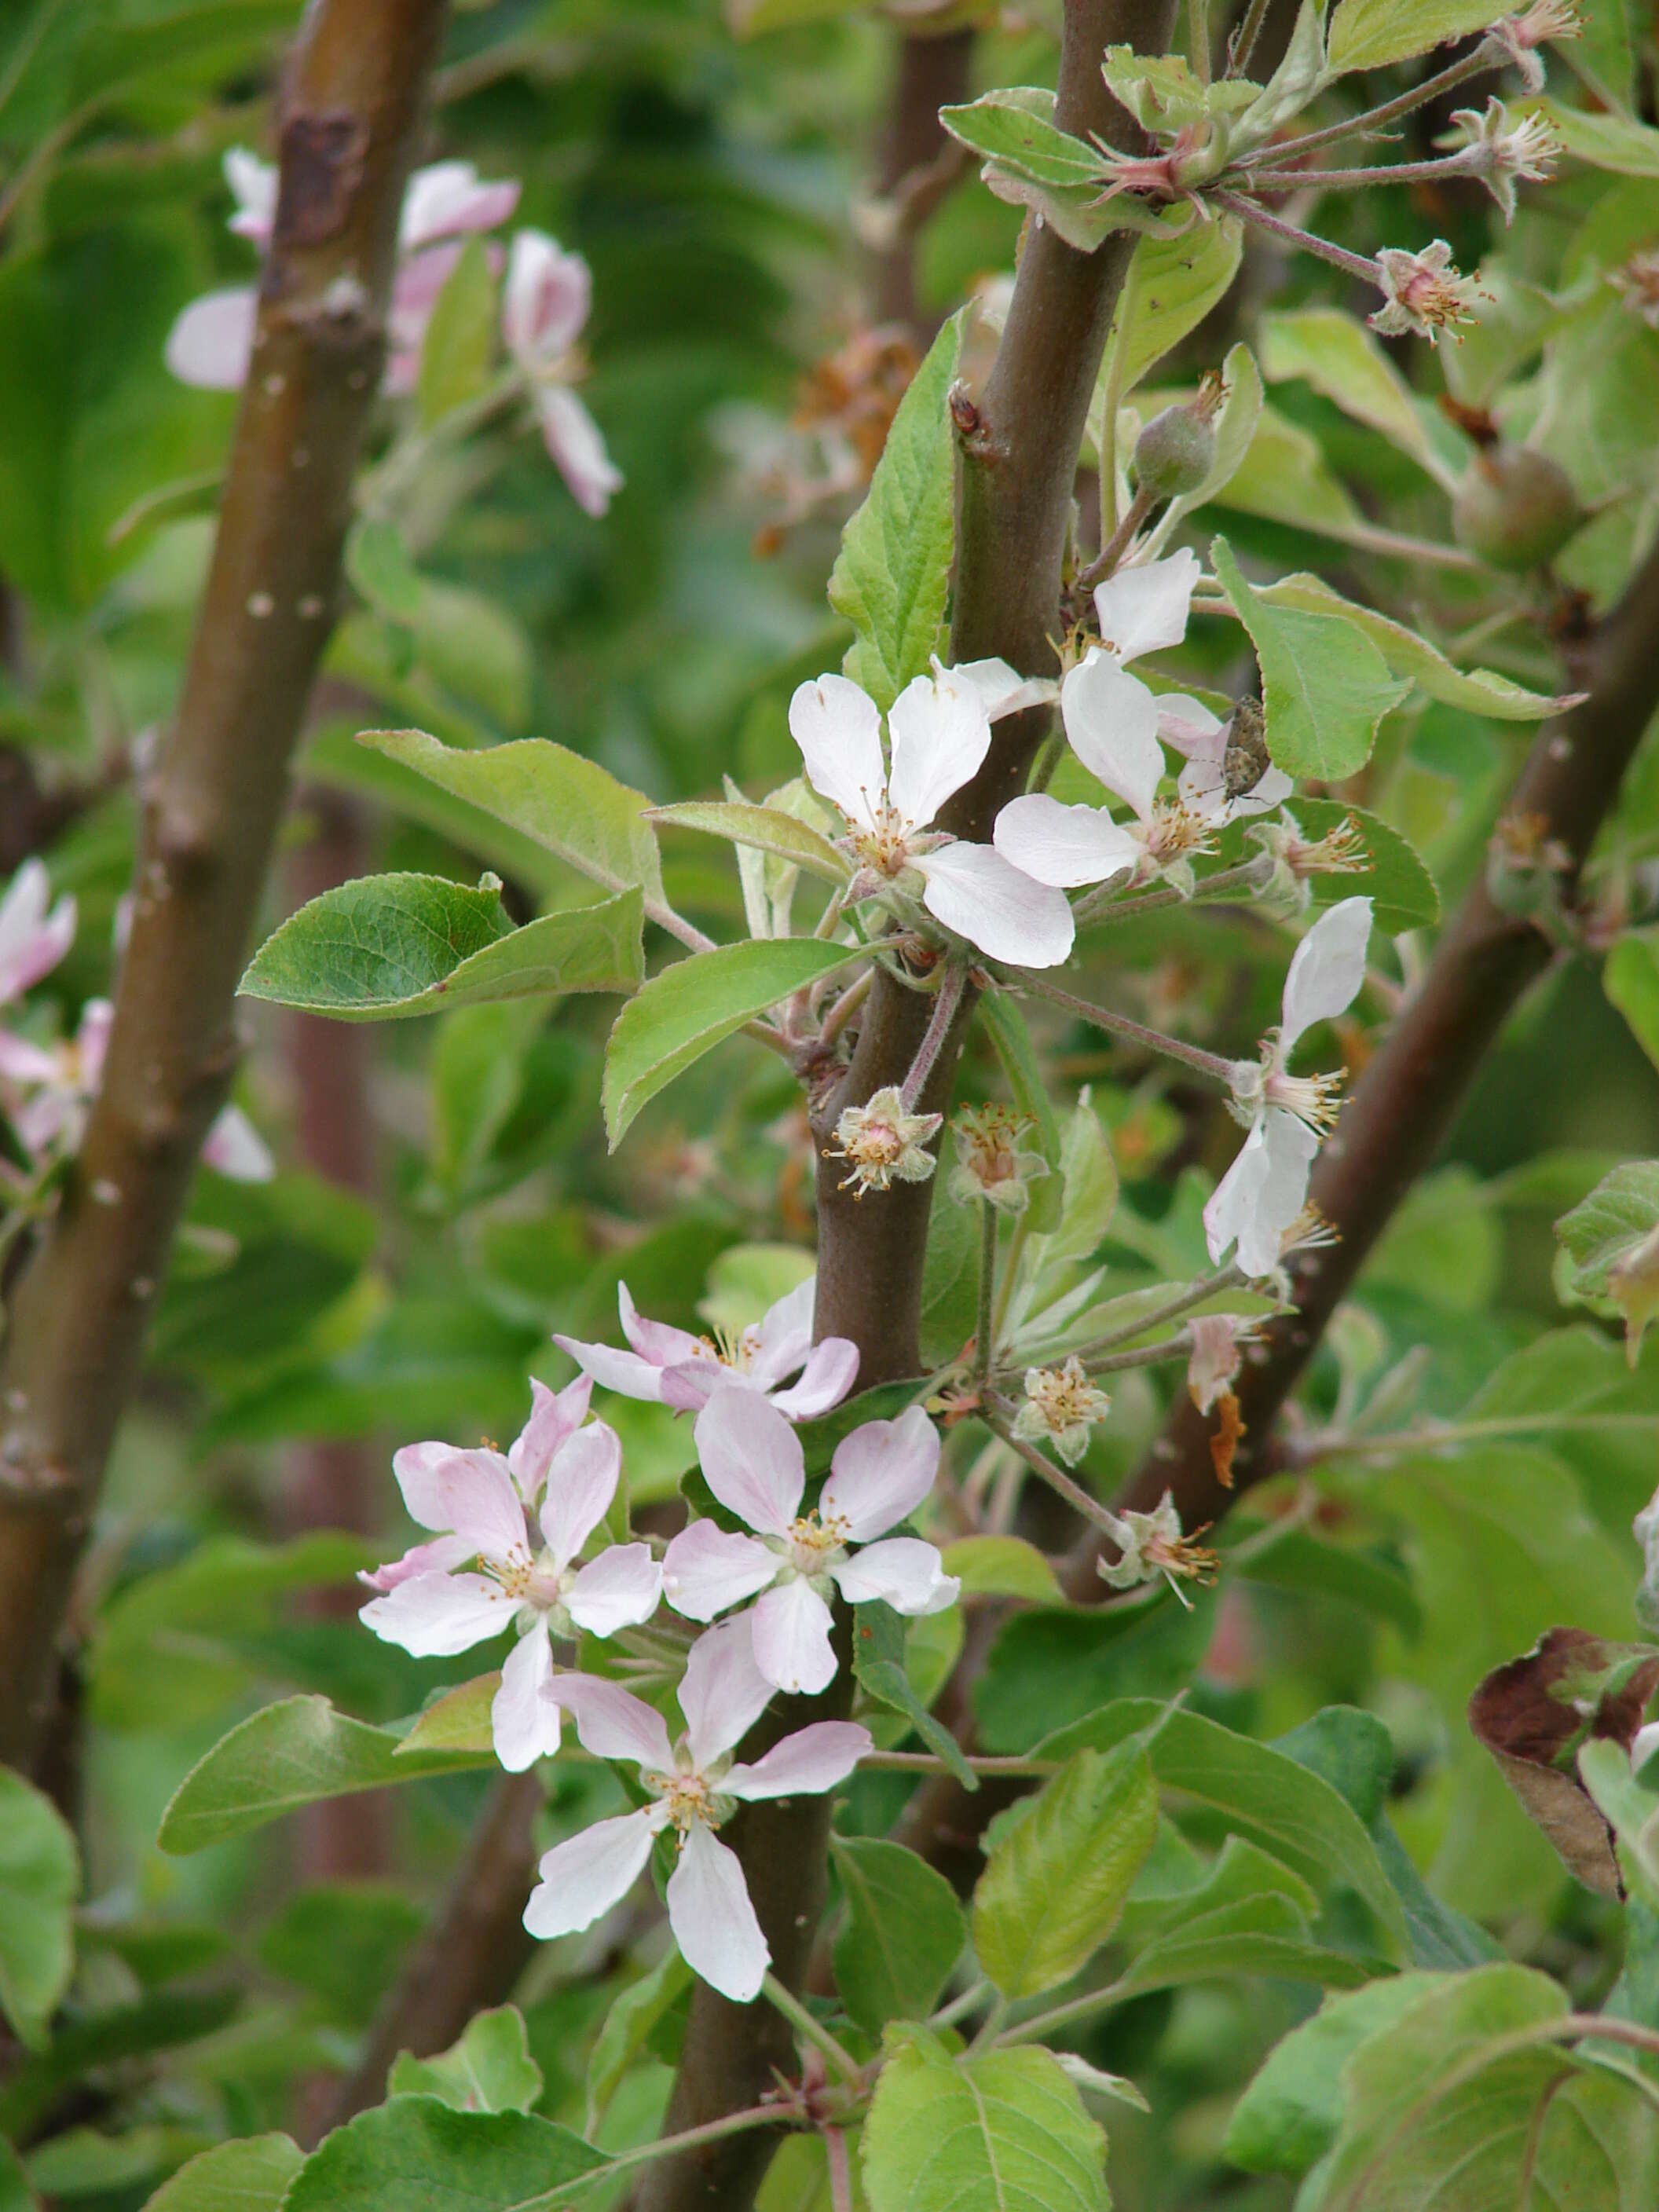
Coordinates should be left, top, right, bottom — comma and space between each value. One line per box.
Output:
357, 1533, 473, 1593
620, 1281, 701, 1368
508, 1375, 593, 1503
745, 1275, 815, 1390
492, 1625, 563, 1771
1186, 1313, 1242, 1414
359, 1569, 512, 1657
787, 675, 885, 835
0, 1030, 60, 1084
566, 1544, 663, 1637
202, 1104, 274, 1181
554, 1676, 676, 1772
1152, 693, 1225, 758
886, 673, 991, 834
1279, 896, 1372, 1057
1203, 1108, 1318, 1278
388, 241, 463, 357
75, 999, 113, 1093
749, 1578, 837, 1696
436, 1453, 530, 1566
552, 1335, 668, 1402
503, 229, 591, 364
725, 1720, 872, 1801
1092, 547, 1201, 665
665, 1825, 768, 2002
399, 160, 521, 251
1178, 754, 1293, 824
658, 1360, 730, 1415
223, 148, 277, 243
523, 1807, 663, 1940
917, 842, 1075, 969
165, 288, 258, 390
1060, 653, 1164, 823
536, 386, 623, 518
693, 1387, 804, 1536
0, 862, 75, 1002
937, 657, 1057, 723
832, 1536, 958, 1615
392, 1441, 474, 1532
662, 1522, 779, 1621
822, 1403, 939, 1540
539, 1421, 622, 1567
767, 1338, 860, 1422
679, 1614, 775, 1769
992, 793, 1139, 892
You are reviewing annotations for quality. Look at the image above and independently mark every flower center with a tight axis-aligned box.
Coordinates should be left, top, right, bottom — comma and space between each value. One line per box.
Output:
645, 1764, 720, 1837
780, 1508, 850, 1578
1145, 799, 1213, 862
849, 795, 915, 875
1263, 1065, 1345, 1133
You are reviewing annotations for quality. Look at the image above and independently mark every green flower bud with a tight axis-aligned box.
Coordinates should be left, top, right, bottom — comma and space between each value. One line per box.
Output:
1452, 445, 1581, 571
1133, 403, 1217, 500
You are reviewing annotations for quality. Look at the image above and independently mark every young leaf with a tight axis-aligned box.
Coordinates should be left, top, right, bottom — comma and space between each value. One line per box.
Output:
646, 800, 851, 886
0, 1770, 79, 2052
280, 2097, 604, 2211
1326, 0, 1510, 75
830, 1837, 966, 2036
241, 877, 643, 1020
417, 236, 497, 428
972, 1741, 1159, 1998
585, 1951, 691, 2133
1210, 537, 1412, 781
940, 1535, 1064, 1604
157, 1696, 493, 1855
1102, 216, 1244, 401
1580, 1738, 1659, 1907
1556, 1159, 1659, 1362
829, 309, 964, 712
388, 2006, 544, 2114
1259, 308, 1456, 487
1606, 932, 1659, 1072
1112, 1837, 1372, 1997
395, 1673, 500, 1758
853, 1601, 977, 1791
862, 2031, 1108, 2212
602, 938, 859, 1148
939, 90, 1105, 190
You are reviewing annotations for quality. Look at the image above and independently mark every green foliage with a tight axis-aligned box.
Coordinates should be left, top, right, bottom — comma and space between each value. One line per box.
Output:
854, 1601, 977, 1790
861, 2031, 1109, 2212
0, 1769, 79, 2051
280, 2097, 605, 2211
138, 2136, 302, 2212
388, 2006, 545, 2113
831, 1837, 966, 2035
1326, 0, 1510, 73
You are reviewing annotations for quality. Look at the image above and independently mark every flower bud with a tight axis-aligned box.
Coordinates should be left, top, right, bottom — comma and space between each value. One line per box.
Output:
1452, 445, 1581, 571
1133, 402, 1217, 500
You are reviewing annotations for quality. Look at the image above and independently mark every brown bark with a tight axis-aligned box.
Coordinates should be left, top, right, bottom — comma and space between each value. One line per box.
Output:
870, 29, 976, 333
0, 0, 452, 1768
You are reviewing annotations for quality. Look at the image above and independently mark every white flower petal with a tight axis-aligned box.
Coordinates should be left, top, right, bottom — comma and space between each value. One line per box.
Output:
745, 1277, 815, 1390
1279, 896, 1373, 1056
536, 387, 623, 518
620, 1280, 701, 1368
357, 1533, 473, 1593
503, 229, 591, 364
1092, 548, 1201, 665
165, 288, 258, 390
223, 148, 277, 242
886, 673, 991, 833
787, 676, 885, 834
725, 1720, 872, 1801
392, 1441, 504, 1532
492, 1625, 562, 1771
767, 1339, 860, 1421
1152, 692, 1225, 756
508, 1375, 594, 1503
665, 1824, 768, 2002
1060, 654, 1165, 824
937, 657, 1058, 723
538, 1421, 622, 1566
0, 862, 75, 1002
201, 1104, 273, 1181
832, 1536, 958, 1615
553, 1676, 676, 1772
692, 1386, 804, 1536
821, 1403, 939, 1540
565, 1543, 663, 1637
523, 1807, 663, 1941
679, 1614, 775, 1769
917, 840, 1075, 967
749, 1577, 837, 1696
399, 159, 519, 251
1203, 1108, 1319, 1278
437, 1453, 530, 1565
993, 793, 1139, 892
661, 1522, 780, 1621
359, 1570, 511, 1657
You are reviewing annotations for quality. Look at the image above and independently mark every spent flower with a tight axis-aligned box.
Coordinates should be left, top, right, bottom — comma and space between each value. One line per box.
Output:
1491, 1, 1580, 90
830, 1085, 943, 1196
949, 1102, 1048, 1214
1441, 99, 1558, 224
1369, 241, 1485, 345
1098, 1491, 1218, 1606
1012, 1357, 1112, 1467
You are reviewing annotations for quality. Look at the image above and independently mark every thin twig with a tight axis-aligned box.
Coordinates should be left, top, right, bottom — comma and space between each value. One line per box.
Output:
1211, 190, 1382, 286
1246, 37, 1501, 168
760, 1973, 864, 2087
1013, 972, 1242, 1086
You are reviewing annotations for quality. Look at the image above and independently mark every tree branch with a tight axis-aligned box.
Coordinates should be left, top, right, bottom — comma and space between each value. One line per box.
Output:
0, 0, 451, 1770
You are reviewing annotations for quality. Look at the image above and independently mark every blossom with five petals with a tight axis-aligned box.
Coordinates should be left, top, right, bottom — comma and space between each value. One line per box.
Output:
359, 1378, 661, 1771
662, 1388, 957, 1694
501, 230, 623, 517
1203, 896, 1372, 1279
524, 1614, 870, 2001
555, 1276, 858, 1421
787, 668, 1075, 967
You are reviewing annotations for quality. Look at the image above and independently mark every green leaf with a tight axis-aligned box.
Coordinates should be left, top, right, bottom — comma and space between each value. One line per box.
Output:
973, 1743, 1158, 1999
1210, 537, 1411, 781
0, 1767, 79, 2050
831, 1837, 966, 2037
1327, 0, 1509, 74
1210, 797, 1439, 934
1107, 218, 1244, 401
1161, 343, 1265, 533
1233, 1525, 1422, 1639
646, 800, 851, 887
357, 730, 665, 914
1213, 400, 1367, 537
1533, 96, 1659, 177
854, 1602, 977, 1792
280, 2097, 605, 2211
1114, 1837, 1370, 1998
242, 875, 643, 1021
258, 1885, 425, 2028
1580, 1738, 1659, 1906
157, 1696, 493, 1855
940, 1535, 1064, 1604
940, 90, 1106, 189
585, 1950, 691, 2133
0, 2138, 35, 2212
389, 2007, 544, 2115
1259, 308, 1452, 485
861, 2031, 1108, 2212
346, 515, 424, 622
829, 309, 964, 712
396, 1674, 500, 1758
139, 2136, 302, 2212
418, 236, 498, 428
1606, 932, 1659, 1071
602, 938, 859, 1148
1556, 1159, 1659, 1364
0, 1989, 243, 2144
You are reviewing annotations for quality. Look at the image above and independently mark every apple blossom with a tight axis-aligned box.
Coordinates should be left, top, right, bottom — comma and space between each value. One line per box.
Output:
1097, 1490, 1218, 1606
1012, 1357, 1112, 1466
661, 1387, 956, 1695
830, 1085, 943, 1196
786, 668, 1075, 967
359, 1377, 661, 1771
948, 1102, 1046, 1214
524, 1613, 870, 2001
1368, 241, 1484, 346
1204, 896, 1373, 1280
1441, 100, 1558, 224
501, 229, 623, 517
0, 861, 76, 1009
555, 1275, 858, 1420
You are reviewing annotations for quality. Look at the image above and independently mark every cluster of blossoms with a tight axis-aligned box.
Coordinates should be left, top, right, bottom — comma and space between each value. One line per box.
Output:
167, 151, 621, 516
0, 861, 271, 1185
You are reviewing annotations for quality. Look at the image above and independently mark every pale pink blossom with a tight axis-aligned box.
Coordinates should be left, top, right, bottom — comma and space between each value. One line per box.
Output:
524, 1615, 870, 2001
0, 861, 75, 1008
788, 668, 1075, 967
1204, 897, 1372, 1279
663, 1388, 956, 1695
3, 998, 112, 1156
501, 230, 622, 515
360, 1379, 660, 1771
200, 1105, 275, 1182
555, 1275, 858, 1421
